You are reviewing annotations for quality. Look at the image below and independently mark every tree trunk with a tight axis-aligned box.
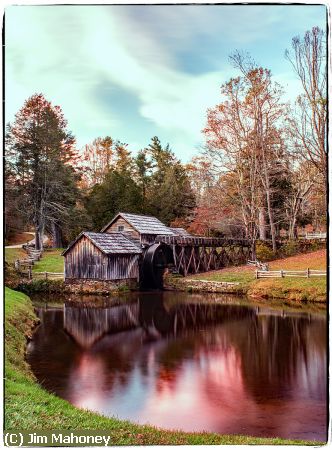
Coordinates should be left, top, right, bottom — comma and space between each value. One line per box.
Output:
265, 188, 277, 252
35, 226, 41, 250
52, 222, 63, 248
258, 206, 266, 241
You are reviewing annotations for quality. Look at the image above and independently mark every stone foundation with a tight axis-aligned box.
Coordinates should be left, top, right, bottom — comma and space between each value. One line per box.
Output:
165, 276, 245, 295
65, 278, 139, 294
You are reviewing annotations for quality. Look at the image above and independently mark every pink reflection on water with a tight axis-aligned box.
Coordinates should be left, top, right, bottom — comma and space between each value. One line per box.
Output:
66, 353, 108, 412
65, 325, 325, 441
139, 345, 247, 432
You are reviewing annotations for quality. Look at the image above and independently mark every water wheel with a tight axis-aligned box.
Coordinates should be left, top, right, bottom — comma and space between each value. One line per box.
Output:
140, 243, 174, 289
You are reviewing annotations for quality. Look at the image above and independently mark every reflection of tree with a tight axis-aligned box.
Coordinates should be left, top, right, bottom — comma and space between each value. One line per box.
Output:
26, 309, 80, 395
225, 314, 326, 402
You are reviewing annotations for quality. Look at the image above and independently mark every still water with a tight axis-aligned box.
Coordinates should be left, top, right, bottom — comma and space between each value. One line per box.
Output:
27, 292, 327, 441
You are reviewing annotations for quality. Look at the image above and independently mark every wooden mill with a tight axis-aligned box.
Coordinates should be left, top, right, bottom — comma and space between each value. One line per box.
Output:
63, 212, 252, 289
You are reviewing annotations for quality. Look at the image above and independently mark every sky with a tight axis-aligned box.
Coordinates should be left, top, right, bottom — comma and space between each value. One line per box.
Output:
5, 3, 327, 162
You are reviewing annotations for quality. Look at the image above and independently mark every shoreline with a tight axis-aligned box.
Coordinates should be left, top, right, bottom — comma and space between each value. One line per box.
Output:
4, 287, 320, 445
8, 273, 327, 305
164, 275, 326, 304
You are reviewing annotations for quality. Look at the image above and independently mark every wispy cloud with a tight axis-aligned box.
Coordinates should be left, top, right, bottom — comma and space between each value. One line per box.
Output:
5, 4, 326, 160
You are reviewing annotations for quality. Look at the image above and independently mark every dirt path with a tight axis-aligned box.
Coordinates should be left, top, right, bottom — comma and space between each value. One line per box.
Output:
5, 232, 35, 249
5, 232, 48, 249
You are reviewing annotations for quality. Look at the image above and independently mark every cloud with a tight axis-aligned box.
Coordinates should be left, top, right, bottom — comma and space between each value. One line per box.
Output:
68, 8, 237, 148
5, 7, 121, 142
5, 4, 326, 161
6, 6, 231, 157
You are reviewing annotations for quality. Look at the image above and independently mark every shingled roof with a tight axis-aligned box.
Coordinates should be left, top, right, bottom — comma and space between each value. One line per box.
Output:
101, 212, 176, 236
62, 232, 142, 256
170, 227, 192, 237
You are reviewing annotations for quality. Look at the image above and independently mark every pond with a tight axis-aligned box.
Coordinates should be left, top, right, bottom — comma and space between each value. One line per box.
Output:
26, 291, 327, 441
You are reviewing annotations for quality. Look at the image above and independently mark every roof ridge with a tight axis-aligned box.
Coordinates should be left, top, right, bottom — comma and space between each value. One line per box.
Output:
63, 230, 142, 255
100, 212, 176, 235
120, 212, 159, 219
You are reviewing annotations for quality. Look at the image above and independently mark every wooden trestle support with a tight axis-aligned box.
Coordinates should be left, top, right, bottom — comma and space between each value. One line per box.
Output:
155, 235, 252, 276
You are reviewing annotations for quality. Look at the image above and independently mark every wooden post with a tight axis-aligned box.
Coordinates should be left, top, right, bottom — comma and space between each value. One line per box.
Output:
280, 270, 284, 278
307, 268, 310, 278
45, 271, 48, 280
256, 270, 258, 279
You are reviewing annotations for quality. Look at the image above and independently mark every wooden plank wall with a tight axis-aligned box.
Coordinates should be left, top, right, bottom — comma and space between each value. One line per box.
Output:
64, 235, 140, 280
104, 217, 140, 240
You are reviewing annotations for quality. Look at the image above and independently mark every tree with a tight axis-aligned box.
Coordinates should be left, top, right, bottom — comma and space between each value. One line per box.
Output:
285, 27, 327, 203
4, 163, 29, 242
84, 170, 143, 230
284, 161, 314, 239
6, 93, 77, 249
81, 136, 114, 187
114, 141, 134, 174
146, 137, 196, 225
203, 54, 288, 251
134, 149, 152, 212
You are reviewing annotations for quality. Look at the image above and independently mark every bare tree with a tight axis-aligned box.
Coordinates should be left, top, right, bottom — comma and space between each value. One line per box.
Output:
231, 51, 288, 252
284, 161, 314, 239
285, 27, 327, 203
204, 53, 288, 251
203, 75, 261, 244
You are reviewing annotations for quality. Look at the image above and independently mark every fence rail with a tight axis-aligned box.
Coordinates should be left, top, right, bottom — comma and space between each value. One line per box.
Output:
31, 271, 64, 280
304, 232, 326, 240
247, 260, 269, 271
256, 268, 326, 279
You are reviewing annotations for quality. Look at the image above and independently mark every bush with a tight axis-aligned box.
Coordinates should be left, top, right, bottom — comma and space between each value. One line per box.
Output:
279, 240, 301, 257
255, 241, 276, 262
4, 262, 21, 287
16, 279, 67, 295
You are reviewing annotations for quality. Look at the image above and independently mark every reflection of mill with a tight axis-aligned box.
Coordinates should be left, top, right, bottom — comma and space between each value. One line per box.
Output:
63, 298, 257, 347
63, 302, 139, 347
63, 297, 323, 350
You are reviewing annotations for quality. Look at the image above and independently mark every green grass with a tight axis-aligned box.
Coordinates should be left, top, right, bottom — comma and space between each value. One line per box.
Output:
196, 270, 254, 287
33, 248, 64, 273
5, 247, 64, 272
4, 287, 319, 444
5, 248, 26, 265
248, 277, 327, 302
185, 250, 327, 303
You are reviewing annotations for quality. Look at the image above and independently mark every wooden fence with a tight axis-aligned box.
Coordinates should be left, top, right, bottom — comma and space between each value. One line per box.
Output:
26, 270, 64, 280
304, 232, 326, 240
248, 259, 269, 271
256, 269, 326, 279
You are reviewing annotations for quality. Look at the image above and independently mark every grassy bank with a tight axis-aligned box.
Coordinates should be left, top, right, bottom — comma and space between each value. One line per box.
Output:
5, 247, 26, 265
4, 287, 316, 445
5, 247, 64, 273
32, 248, 64, 273
185, 249, 327, 303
